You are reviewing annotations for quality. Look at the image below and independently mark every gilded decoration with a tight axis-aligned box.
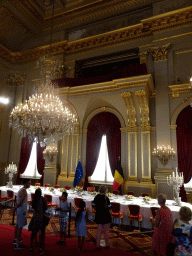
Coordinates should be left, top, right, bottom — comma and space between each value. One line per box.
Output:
168, 83, 191, 99
6, 73, 26, 86
121, 92, 137, 129
1, 6, 192, 63
135, 90, 150, 129
150, 43, 171, 62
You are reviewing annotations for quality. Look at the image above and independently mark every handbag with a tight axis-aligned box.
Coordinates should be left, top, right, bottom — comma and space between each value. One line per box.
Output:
44, 214, 50, 226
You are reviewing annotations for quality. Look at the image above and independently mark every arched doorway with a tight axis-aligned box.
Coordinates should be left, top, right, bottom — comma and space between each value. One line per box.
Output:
84, 111, 121, 188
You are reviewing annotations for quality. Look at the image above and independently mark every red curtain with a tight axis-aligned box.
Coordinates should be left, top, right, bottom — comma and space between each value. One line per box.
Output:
84, 112, 121, 189
37, 143, 45, 186
53, 64, 147, 88
176, 105, 192, 202
16, 137, 32, 184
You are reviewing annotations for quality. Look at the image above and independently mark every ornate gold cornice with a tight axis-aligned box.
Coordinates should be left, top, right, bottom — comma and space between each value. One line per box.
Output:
135, 90, 150, 128
168, 83, 191, 99
121, 92, 137, 129
170, 125, 177, 130
150, 43, 171, 62
59, 74, 154, 97
1, 6, 192, 63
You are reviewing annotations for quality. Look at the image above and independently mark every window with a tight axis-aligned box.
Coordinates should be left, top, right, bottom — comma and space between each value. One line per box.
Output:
20, 139, 42, 179
90, 135, 114, 183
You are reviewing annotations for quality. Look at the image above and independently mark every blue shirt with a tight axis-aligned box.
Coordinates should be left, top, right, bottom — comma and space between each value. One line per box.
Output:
60, 200, 69, 218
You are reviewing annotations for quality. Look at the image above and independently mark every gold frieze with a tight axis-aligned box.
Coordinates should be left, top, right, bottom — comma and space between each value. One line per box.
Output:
169, 83, 191, 99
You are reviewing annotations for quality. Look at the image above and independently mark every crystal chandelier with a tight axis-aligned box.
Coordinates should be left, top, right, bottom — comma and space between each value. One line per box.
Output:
152, 145, 176, 166
9, 0, 78, 146
9, 80, 78, 147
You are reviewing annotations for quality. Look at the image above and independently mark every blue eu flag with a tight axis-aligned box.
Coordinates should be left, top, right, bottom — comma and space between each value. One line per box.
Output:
73, 161, 83, 187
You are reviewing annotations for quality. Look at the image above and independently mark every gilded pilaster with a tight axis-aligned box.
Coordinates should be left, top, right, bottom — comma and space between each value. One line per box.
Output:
135, 90, 150, 129
151, 43, 171, 62
121, 92, 138, 182
68, 133, 79, 178
59, 135, 69, 178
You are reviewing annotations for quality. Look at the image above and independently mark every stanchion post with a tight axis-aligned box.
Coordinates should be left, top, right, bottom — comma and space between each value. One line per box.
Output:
67, 202, 71, 238
12, 195, 17, 225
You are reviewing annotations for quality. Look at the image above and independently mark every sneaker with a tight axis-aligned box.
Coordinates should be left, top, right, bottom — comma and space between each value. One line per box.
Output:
61, 241, 66, 247
56, 240, 63, 245
13, 239, 23, 245
14, 244, 26, 250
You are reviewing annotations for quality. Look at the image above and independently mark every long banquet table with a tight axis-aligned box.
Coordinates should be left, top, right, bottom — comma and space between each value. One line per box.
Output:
1, 185, 192, 229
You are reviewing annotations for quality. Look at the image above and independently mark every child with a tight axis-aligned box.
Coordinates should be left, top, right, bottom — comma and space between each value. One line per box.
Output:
75, 200, 87, 250
56, 192, 69, 246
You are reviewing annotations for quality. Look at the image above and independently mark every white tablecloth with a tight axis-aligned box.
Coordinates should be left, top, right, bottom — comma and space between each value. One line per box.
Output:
1, 185, 192, 229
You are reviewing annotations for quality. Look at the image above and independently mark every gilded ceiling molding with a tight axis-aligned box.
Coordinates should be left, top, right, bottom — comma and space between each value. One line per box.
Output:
135, 90, 150, 129
121, 92, 137, 129
168, 83, 191, 99
6, 73, 26, 86
0, 6, 192, 63
142, 6, 192, 33
150, 43, 171, 62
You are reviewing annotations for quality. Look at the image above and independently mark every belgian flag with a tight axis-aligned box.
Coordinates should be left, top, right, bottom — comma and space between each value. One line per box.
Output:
112, 161, 124, 190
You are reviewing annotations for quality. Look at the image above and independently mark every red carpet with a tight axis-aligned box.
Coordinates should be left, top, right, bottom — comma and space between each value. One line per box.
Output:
0, 224, 143, 256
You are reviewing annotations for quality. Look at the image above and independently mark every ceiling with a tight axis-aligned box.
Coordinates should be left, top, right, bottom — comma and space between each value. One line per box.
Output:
0, 0, 156, 52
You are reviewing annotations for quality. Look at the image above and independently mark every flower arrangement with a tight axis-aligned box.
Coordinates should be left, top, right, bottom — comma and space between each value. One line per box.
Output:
34, 186, 41, 190
76, 187, 83, 192
107, 192, 113, 197
59, 188, 66, 192
125, 195, 135, 199
91, 191, 98, 196
48, 187, 54, 192
143, 196, 151, 201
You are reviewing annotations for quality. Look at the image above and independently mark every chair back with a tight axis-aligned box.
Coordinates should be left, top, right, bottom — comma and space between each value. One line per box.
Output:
150, 207, 159, 218
74, 198, 83, 208
44, 184, 50, 188
112, 190, 119, 195
127, 191, 134, 195
54, 185, 60, 189
44, 194, 52, 203
111, 202, 120, 213
128, 205, 140, 216
141, 193, 149, 197
35, 183, 41, 186
7, 190, 14, 199
65, 186, 71, 190
87, 187, 94, 192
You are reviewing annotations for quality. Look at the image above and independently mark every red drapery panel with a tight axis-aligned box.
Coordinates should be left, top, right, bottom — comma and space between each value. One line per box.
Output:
176, 105, 192, 202
54, 64, 147, 88
16, 137, 32, 184
84, 112, 121, 189
37, 143, 45, 186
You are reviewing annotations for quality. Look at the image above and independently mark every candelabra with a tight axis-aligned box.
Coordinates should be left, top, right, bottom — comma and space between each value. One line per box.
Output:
167, 167, 184, 206
152, 145, 175, 166
43, 145, 58, 162
5, 162, 17, 188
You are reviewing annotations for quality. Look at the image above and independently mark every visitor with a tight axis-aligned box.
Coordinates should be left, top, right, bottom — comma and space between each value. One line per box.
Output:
151, 193, 173, 256
56, 191, 69, 246
92, 185, 111, 250
172, 206, 192, 256
13, 178, 31, 250
28, 188, 47, 255
75, 200, 87, 250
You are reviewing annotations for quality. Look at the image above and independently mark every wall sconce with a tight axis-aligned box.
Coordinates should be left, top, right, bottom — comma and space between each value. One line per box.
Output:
43, 145, 58, 162
152, 145, 176, 166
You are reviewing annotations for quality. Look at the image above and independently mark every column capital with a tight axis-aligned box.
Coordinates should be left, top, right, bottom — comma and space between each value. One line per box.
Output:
150, 43, 171, 62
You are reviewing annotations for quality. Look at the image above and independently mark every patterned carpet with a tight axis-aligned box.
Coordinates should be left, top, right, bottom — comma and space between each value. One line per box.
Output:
0, 206, 153, 256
